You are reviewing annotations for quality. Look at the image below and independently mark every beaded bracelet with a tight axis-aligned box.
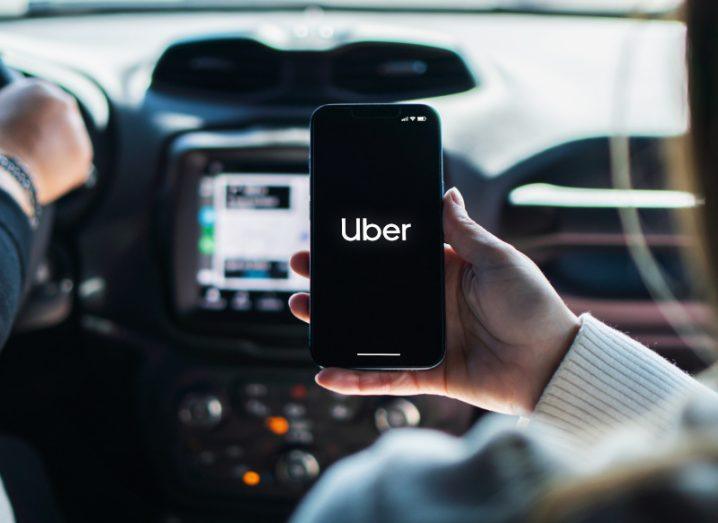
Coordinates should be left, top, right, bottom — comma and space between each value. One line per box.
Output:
0, 154, 41, 227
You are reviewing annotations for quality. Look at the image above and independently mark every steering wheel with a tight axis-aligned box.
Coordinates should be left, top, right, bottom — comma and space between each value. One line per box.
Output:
0, 56, 56, 303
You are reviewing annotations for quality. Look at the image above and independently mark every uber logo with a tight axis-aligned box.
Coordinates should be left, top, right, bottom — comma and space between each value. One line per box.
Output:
341, 218, 412, 242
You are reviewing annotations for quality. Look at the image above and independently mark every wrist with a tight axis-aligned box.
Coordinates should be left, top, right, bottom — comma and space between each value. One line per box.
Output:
0, 166, 34, 218
0, 153, 41, 226
523, 311, 581, 412
0, 140, 46, 201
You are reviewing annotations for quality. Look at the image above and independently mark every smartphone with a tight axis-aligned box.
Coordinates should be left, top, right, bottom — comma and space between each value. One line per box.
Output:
310, 103, 445, 370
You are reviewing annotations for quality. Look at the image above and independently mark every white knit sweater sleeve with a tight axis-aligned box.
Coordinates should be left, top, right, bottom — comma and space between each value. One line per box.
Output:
532, 314, 715, 442
293, 314, 718, 523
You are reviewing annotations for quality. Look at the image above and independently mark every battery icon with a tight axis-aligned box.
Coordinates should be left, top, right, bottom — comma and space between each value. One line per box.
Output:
417, 116, 427, 122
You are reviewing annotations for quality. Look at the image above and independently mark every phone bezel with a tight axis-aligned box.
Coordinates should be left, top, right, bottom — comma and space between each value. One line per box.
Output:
309, 103, 446, 371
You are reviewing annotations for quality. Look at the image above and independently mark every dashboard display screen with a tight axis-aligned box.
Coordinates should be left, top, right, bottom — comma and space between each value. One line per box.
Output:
195, 173, 309, 314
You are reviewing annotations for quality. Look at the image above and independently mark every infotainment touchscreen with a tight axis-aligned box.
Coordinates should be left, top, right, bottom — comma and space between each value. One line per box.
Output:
195, 173, 309, 314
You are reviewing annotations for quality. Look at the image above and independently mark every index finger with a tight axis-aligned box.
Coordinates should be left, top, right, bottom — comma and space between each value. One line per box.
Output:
290, 250, 310, 278
315, 368, 441, 397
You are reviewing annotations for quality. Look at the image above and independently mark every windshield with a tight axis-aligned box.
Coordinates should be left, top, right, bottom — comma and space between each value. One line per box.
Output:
18, 0, 683, 16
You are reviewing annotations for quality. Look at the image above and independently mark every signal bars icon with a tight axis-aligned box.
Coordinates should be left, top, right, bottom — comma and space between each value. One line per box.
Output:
401, 116, 427, 122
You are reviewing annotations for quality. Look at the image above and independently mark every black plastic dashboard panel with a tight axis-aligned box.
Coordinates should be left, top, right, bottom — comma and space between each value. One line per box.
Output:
152, 37, 476, 102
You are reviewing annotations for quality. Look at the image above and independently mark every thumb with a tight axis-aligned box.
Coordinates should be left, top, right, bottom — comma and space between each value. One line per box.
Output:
443, 187, 510, 268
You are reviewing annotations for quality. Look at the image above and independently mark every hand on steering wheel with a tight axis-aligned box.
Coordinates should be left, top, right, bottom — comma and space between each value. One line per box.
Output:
0, 57, 93, 301
0, 77, 92, 205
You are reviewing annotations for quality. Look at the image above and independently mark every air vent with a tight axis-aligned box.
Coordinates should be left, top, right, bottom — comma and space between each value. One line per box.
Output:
330, 42, 475, 100
499, 138, 694, 301
152, 38, 283, 96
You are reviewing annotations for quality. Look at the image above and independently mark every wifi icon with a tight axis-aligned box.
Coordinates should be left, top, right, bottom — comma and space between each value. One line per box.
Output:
410, 116, 416, 121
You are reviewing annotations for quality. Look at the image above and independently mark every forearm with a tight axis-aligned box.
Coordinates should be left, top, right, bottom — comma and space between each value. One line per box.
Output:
0, 186, 32, 347
531, 314, 715, 443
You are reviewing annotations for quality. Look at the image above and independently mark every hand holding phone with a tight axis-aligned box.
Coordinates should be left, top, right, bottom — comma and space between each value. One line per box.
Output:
290, 188, 581, 415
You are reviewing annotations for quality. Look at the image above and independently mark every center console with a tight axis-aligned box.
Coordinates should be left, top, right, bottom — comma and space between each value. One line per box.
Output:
158, 129, 477, 515
157, 367, 475, 507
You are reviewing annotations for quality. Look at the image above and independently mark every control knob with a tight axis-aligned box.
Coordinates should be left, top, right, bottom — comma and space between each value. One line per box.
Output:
178, 393, 224, 429
374, 398, 421, 432
276, 450, 320, 485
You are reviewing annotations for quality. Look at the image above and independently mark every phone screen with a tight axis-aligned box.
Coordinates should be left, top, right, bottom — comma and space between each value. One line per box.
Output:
310, 104, 445, 369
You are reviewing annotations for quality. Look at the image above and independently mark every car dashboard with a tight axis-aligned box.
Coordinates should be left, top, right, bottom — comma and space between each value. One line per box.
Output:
0, 7, 699, 522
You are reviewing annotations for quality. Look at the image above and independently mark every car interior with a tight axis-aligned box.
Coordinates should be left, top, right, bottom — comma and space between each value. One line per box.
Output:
0, 0, 702, 521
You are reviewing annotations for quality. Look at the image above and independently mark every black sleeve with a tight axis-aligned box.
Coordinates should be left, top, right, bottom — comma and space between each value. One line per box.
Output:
0, 190, 32, 348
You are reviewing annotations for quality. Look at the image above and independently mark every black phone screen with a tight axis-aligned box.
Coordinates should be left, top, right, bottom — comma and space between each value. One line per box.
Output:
310, 104, 445, 369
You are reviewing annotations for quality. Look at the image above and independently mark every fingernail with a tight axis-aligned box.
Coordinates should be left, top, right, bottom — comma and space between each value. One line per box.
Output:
448, 187, 465, 209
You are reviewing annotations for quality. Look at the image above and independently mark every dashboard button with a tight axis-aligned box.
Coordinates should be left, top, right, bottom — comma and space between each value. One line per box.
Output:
285, 429, 313, 445
290, 384, 308, 400
244, 383, 268, 397
284, 402, 307, 419
195, 450, 216, 466
245, 398, 270, 417
224, 445, 244, 460
329, 403, 353, 421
